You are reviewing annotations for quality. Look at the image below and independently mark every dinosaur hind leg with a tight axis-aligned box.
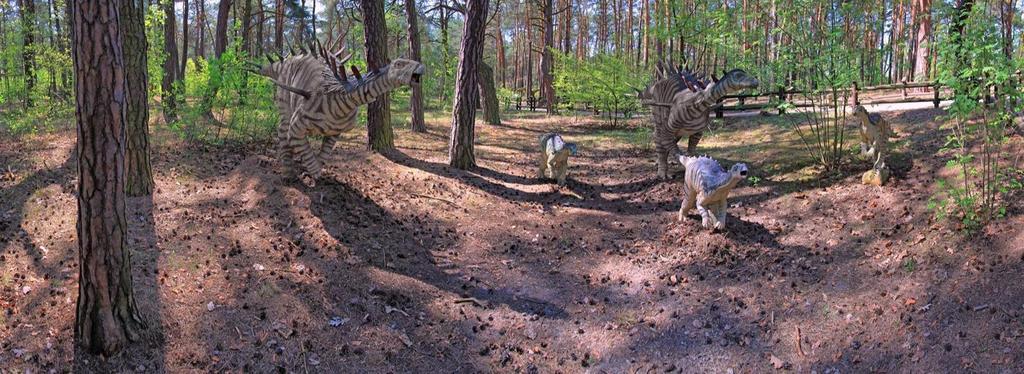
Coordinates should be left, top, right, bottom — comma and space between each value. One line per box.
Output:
686, 132, 703, 156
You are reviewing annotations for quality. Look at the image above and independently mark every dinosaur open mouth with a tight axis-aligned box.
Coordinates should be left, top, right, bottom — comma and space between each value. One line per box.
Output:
410, 65, 425, 86
740, 170, 748, 176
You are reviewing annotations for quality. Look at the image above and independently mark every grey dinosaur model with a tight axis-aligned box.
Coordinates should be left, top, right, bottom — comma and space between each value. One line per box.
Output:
677, 155, 748, 231
537, 133, 578, 186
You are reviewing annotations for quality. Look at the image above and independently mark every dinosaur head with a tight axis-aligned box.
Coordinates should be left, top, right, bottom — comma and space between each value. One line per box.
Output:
853, 105, 869, 118
721, 69, 759, 91
386, 58, 426, 87
729, 163, 749, 182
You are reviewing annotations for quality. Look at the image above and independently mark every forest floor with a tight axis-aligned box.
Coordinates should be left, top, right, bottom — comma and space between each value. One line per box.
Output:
1, 108, 1023, 373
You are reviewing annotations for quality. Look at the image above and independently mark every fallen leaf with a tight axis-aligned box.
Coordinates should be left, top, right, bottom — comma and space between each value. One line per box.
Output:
769, 354, 786, 370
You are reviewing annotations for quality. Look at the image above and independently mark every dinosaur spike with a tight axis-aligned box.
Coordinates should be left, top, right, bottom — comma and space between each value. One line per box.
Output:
316, 39, 326, 59
266, 54, 274, 64
277, 53, 283, 61
711, 75, 720, 83
338, 64, 347, 81
290, 47, 297, 56
351, 66, 362, 80
327, 52, 340, 80
683, 79, 696, 92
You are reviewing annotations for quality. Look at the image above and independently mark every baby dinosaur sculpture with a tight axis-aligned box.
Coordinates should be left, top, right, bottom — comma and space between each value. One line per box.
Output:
853, 105, 894, 186
677, 155, 748, 231
640, 63, 759, 180
537, 133, 578, 186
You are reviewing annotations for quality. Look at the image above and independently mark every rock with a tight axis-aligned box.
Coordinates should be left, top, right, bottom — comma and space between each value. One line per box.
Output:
207, 301, 216, 311
769, 354, 787, 370
862, 166, 890, 186
328, 316, 349, 327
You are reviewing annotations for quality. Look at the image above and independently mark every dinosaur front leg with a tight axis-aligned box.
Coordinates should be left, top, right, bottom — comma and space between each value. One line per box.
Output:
686, 131, 703, 156
678, 186, 696, 222
284, 120, 322, 186
554, 160, 568, 186
538, 152, 549, 179
695, 196, 714, 229
318, 135, 340, 166
713, 200, 728, 231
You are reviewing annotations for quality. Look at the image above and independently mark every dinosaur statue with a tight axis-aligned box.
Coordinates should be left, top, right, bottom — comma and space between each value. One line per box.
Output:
852, 105, 894, 186
677, 155, 749, 231
252, 41, 425, 186
538, 133, 578, 186
640, 63, 759, 180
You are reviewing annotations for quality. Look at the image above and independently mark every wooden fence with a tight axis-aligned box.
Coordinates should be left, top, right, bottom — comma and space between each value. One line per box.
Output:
712, 81, 953, 118
503, 81, 954, 116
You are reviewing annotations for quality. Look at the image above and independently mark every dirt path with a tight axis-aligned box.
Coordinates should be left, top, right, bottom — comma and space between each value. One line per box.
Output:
1, 109, 1022, 373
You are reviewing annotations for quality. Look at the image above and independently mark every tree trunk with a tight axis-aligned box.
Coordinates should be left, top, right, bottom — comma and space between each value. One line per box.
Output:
405, 0, 425, 132
70, 0, 146, 356
18, 0, 36, 107
274, 0, 283, 53
362, 0, 394, 151
162, 0, 179, 122
576, 2, 587, 60
479, 62, 501, 125
256, 0, 265, 55
121, 0, 153, 197
215, 0, 233, 58
540, 0, 556, 113
912, 0, 931, 82
181, 0, 190, 76
494, 10, 507, 88
449, 0, 489, 169
196, 0, 207, 58
241, 0, 251, 54
1000, 0, 1014, 58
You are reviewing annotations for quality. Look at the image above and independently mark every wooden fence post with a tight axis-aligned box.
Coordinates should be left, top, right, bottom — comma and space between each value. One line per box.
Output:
852, 81, 859, 106
901, 80, 908, 100
933, 83, 941, 108
777, 86, 786, 115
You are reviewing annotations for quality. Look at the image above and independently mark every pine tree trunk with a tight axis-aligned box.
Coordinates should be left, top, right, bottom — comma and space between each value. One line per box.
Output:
121, 0, 153, 197
913, 0, 932, 82
215, 0, 233, 58
405, 0, 426, 132
71, 0, 146, 356
274, 0, 283, 53
362, 0, 394, 151
181, 0, 190, 76
162, 0, 179, 122
479, 62, 501, 125
241, 0, 251, 54
494, 11, 507, 88
196, 0, 207, 58
540, 0, 556, 113
449, 0, 489, 169
18, 0, 36, 107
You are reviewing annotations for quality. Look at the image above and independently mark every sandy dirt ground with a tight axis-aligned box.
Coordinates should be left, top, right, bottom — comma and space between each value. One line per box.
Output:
1, 108, 1023, 373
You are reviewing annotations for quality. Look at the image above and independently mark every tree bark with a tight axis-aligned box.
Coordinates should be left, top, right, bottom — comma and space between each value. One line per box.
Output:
912, 0, 931, 82
494, 10, 507, 88
274, 0, 283, 53
181, 0, 190, 76
540, 0, 556, 113
18, 0, 37, 107
362, 0, 394, 151
241, 0, 251, 54
121, 0, 153, 197
162, 0, 179, 122
215, 0, 233, 58
405, 0, 426, 132
449, 0, 489, 169
479, 62, 501, 125
196, 0, 207, 58
70, 0, 146, 356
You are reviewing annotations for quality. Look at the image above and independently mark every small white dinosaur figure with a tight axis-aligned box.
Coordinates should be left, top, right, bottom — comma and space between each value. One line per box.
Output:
538, 133, 578, 186
677, 155, 749, 231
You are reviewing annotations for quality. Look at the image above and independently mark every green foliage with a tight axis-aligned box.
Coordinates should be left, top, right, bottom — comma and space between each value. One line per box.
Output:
929, 5, 1023, 233
786, 13, 855, 172
553, 51, 646, 124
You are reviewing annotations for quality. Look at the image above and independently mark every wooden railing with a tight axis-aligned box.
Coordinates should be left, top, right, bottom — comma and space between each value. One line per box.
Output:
712, 81, 952, 117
